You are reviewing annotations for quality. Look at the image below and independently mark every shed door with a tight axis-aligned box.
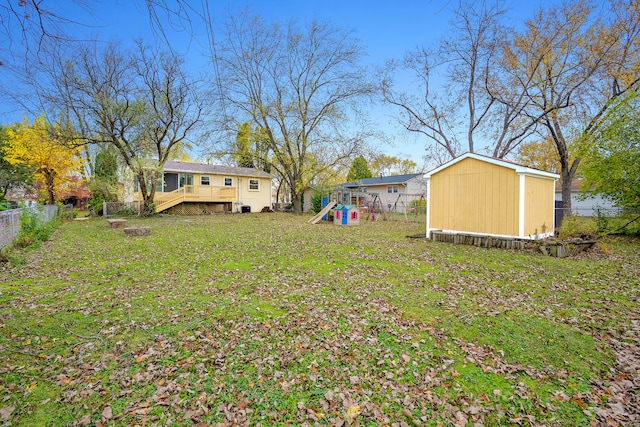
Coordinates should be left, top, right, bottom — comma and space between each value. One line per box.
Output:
342, 209, 348, 224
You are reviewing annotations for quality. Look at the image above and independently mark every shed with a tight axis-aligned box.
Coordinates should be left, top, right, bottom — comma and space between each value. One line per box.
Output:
333, 205, 360, 226
425, 153, 559, 240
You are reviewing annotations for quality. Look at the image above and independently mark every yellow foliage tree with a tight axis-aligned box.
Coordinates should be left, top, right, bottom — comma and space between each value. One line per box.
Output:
516, 137, 562, 174
4, 117, 83, 204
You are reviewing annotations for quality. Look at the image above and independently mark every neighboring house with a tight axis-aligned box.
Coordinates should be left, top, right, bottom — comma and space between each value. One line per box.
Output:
132, 160, 273, 214
59, 176, 92, 208
4, 186, 38, 206
302, 186, 321, 213
318, 173, 426, 214
554, 180, 619, 216
425, 153, 559, 240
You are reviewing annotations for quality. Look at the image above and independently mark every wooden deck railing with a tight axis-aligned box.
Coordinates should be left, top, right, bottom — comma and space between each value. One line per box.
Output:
154, 185, 237, 212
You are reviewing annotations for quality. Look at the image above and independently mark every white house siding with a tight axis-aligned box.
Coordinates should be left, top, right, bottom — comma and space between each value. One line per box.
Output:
369, 178, 426, 213
555, 191, 619, 216
303, 188, 318, 213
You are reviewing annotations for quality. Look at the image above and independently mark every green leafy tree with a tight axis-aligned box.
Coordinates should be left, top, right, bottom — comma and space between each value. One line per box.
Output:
580, 91, 640, 209
233, 123, 256, 168
89, 146, 119, 215
310, 191, 323, 214
346, 156, 373, 182
94, 147, 119, 184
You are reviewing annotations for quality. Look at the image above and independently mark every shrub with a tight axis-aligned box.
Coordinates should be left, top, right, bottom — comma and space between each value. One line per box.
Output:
311, 192, 323, 214
19, 204, 39, 234
88, 179, 118, 216
558, 215, 598, 240
13, 205, 60, 251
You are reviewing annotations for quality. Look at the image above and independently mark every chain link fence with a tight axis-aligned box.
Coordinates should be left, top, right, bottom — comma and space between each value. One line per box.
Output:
0, 204, 59, 249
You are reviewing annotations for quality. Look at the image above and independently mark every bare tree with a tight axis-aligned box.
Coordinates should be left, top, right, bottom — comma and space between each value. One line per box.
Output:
504, 0, 640, 214
0, 1, 205, 54
31, 41, 203, 214
381, 1, 534, 162
211, 11, 373, 213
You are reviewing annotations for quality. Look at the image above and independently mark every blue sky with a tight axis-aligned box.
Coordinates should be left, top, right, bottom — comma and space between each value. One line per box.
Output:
1, 0, 552, 166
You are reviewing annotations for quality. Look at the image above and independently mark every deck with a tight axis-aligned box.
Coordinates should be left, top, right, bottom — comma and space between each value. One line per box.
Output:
154, 186, 236, 212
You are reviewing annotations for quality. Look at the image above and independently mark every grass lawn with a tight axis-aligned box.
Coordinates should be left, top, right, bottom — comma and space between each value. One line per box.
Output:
1, 213, 638, 426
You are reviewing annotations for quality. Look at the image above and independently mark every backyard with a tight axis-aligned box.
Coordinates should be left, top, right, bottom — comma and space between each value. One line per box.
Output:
0, 213, 638, 426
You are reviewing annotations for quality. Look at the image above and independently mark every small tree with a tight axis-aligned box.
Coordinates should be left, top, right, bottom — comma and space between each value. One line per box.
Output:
3, 117, 82, 204
310, 191, 323, 214
346, 156, 373, 182
89, 146, 119, 215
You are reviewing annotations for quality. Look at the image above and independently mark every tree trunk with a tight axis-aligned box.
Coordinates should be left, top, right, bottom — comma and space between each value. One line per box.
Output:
292, 190, 302, 214
560, 158, 581, 218
137, 173, 155, 216
561, 169, 573, 218
275, 180, 283, 210
44, 171, 56, 205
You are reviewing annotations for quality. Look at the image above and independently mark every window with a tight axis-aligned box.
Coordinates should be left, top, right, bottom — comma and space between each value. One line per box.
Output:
249, 179, 259, 191
179, 174, 194, 193
387, 185, 398, 194
200, 176, 210, 186
224, 177, 233, 186
179, 174, 194, 187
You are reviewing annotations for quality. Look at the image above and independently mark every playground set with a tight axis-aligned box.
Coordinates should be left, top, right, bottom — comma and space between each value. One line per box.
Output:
307, 191, 426, 226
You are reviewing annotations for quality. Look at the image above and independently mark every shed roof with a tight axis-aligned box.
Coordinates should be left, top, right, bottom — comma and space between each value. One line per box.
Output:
424, 153, 559, 180
163, 160, 273, 179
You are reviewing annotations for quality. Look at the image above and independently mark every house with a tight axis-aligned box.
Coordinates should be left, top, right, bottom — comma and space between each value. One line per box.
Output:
302, 186, 322, 213
133, 160, 273, 214
554, 180, 619, 217
425, 153, 559, 240
302, 173, 426, 213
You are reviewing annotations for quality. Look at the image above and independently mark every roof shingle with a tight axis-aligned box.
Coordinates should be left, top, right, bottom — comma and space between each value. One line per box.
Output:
162, 160, 273, 179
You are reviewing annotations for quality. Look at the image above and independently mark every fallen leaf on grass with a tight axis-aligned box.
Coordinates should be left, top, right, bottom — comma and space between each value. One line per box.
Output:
101, 406, 113, 419
0, 406, 15, 420
346, 405, 361, 418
